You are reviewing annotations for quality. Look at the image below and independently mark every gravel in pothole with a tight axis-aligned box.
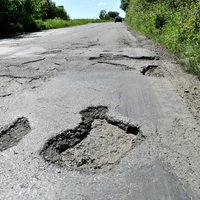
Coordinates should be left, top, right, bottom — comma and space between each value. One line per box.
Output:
0, 117, 31, 151
41, 106, 145, 173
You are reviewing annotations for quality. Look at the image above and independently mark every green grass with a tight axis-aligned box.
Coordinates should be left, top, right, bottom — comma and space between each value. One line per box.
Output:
36, 18, 109, 30
126, 0, 200, 79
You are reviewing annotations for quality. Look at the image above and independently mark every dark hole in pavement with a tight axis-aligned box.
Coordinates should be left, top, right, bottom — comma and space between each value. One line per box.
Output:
0, 117, 31, 151
41, 106, 145, 172
140, 65, 158, 75
127, 125, 140, 134
89, 53, 159, 61
140, 65, 164, 77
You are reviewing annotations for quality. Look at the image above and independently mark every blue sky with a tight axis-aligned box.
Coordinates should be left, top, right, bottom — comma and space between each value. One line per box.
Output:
54, 0, 125, 19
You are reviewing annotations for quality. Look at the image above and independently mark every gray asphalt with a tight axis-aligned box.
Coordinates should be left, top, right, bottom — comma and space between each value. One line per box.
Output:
0, 22, 200, 200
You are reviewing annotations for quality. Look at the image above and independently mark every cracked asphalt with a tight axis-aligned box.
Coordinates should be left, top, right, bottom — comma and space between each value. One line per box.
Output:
0, 22, 200, 200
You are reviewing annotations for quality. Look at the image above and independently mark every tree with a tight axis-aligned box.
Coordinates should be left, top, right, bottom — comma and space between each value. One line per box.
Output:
120, 0, 129, 12
56, 6, 70, 20
0, 0, 69, 36
24, 0, 35, 15
0, 0, 25, 35
106, 11, 119, 19
99, 10, 120, 20
99, 10, 107, 19
40, 0, 69, 20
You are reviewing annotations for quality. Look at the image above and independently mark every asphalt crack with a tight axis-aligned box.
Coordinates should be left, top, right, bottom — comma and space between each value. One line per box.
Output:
41, 106, 145, 172
22, 58, 46, 65
41, 49, 62, 55
5, 58, 45, 68
0, 74, 42, 81
92, 61, 135, 71
89, 53, 159, 61
0, 117, 31, 151
71, 41, 99, 49
0, 93, 12, 98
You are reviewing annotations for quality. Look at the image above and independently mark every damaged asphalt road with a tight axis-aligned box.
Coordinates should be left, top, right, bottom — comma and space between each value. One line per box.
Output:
0, 23, 200, 200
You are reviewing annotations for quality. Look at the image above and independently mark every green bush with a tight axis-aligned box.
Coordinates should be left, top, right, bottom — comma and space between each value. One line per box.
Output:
125, 0, 200, 78
35, 19, 46, 30
44, 18, 69, 29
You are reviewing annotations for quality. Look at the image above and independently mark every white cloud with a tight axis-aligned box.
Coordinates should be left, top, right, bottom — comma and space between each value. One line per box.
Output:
98, 2, 106, 6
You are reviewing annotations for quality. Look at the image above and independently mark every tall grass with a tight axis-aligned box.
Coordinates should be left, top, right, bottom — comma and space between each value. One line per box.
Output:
126, 0, 200, 79
36, 18, 109, 30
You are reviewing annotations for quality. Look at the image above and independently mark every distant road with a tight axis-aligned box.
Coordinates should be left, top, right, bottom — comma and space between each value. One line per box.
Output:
0, 23, 199, 200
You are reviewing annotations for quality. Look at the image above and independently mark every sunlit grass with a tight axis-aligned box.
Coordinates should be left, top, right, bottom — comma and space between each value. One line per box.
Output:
126, 1, 200, 79
36, 18, 110, 29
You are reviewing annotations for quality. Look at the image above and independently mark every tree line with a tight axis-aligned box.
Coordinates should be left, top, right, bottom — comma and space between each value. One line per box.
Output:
120, 0, 199, 12
99, 10, 120, 20
0, 0, 69, 36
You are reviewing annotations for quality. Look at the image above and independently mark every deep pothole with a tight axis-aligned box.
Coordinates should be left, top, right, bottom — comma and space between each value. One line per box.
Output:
140, 65, 164, 77
0, 117, 31, 151
41, 106, 145, 172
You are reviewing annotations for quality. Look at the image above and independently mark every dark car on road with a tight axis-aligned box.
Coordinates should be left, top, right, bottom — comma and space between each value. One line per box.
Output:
115, 16, 122, 23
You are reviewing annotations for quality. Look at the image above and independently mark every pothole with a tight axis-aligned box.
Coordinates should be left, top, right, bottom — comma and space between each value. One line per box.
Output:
89, 53, 159, 61
41, 106, 145, 172
0, 117, 31, 151
140, 65, 164, 77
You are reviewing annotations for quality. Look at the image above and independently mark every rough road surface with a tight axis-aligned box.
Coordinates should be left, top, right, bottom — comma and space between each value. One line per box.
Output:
0, 23, 200, 200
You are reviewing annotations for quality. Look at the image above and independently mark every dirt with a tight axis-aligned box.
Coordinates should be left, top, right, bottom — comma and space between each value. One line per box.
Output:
41, 106, 145, 172
0, 117, 31, 151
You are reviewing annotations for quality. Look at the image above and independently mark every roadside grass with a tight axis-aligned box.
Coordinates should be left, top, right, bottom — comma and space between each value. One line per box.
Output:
126, 1, 200, 79
36, 18, 110, 30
